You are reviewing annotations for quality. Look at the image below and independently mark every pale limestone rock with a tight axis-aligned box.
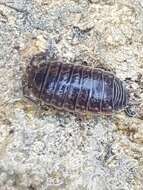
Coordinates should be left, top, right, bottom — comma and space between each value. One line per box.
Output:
0, 0, 143, 189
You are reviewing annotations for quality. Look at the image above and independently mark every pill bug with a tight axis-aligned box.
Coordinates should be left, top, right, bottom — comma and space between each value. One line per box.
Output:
23, 52, 135, 116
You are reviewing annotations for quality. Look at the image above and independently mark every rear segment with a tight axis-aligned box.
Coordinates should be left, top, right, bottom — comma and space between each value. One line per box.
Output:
112, 77, 129, 111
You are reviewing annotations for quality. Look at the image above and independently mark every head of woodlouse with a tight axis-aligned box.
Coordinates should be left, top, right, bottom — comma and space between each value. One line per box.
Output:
24, 53, 48, 99
26, 64, 47, 99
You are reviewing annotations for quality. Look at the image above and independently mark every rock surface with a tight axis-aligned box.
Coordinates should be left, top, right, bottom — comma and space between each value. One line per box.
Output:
0, 0, 143, 189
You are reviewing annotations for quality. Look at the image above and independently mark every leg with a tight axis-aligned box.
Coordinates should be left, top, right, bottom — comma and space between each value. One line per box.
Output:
23, 83, 39, 105
95, 64, 116, 74
124, 105, 136, 117
74, 111, 94, 122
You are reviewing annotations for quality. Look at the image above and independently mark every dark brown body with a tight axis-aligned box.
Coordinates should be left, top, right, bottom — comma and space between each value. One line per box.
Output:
25, 54, 129, 114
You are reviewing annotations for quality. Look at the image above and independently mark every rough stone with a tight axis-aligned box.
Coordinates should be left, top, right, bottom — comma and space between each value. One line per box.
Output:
0, 0, 143, 189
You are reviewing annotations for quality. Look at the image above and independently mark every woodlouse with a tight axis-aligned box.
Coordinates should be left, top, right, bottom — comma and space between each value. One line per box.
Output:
23, 52, 134, 116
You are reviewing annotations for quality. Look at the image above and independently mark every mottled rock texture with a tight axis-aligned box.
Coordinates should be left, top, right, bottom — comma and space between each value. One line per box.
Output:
0, 0, 143, 190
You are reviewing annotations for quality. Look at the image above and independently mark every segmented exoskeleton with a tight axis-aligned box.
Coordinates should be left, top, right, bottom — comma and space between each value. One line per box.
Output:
23, 52, 134, 116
